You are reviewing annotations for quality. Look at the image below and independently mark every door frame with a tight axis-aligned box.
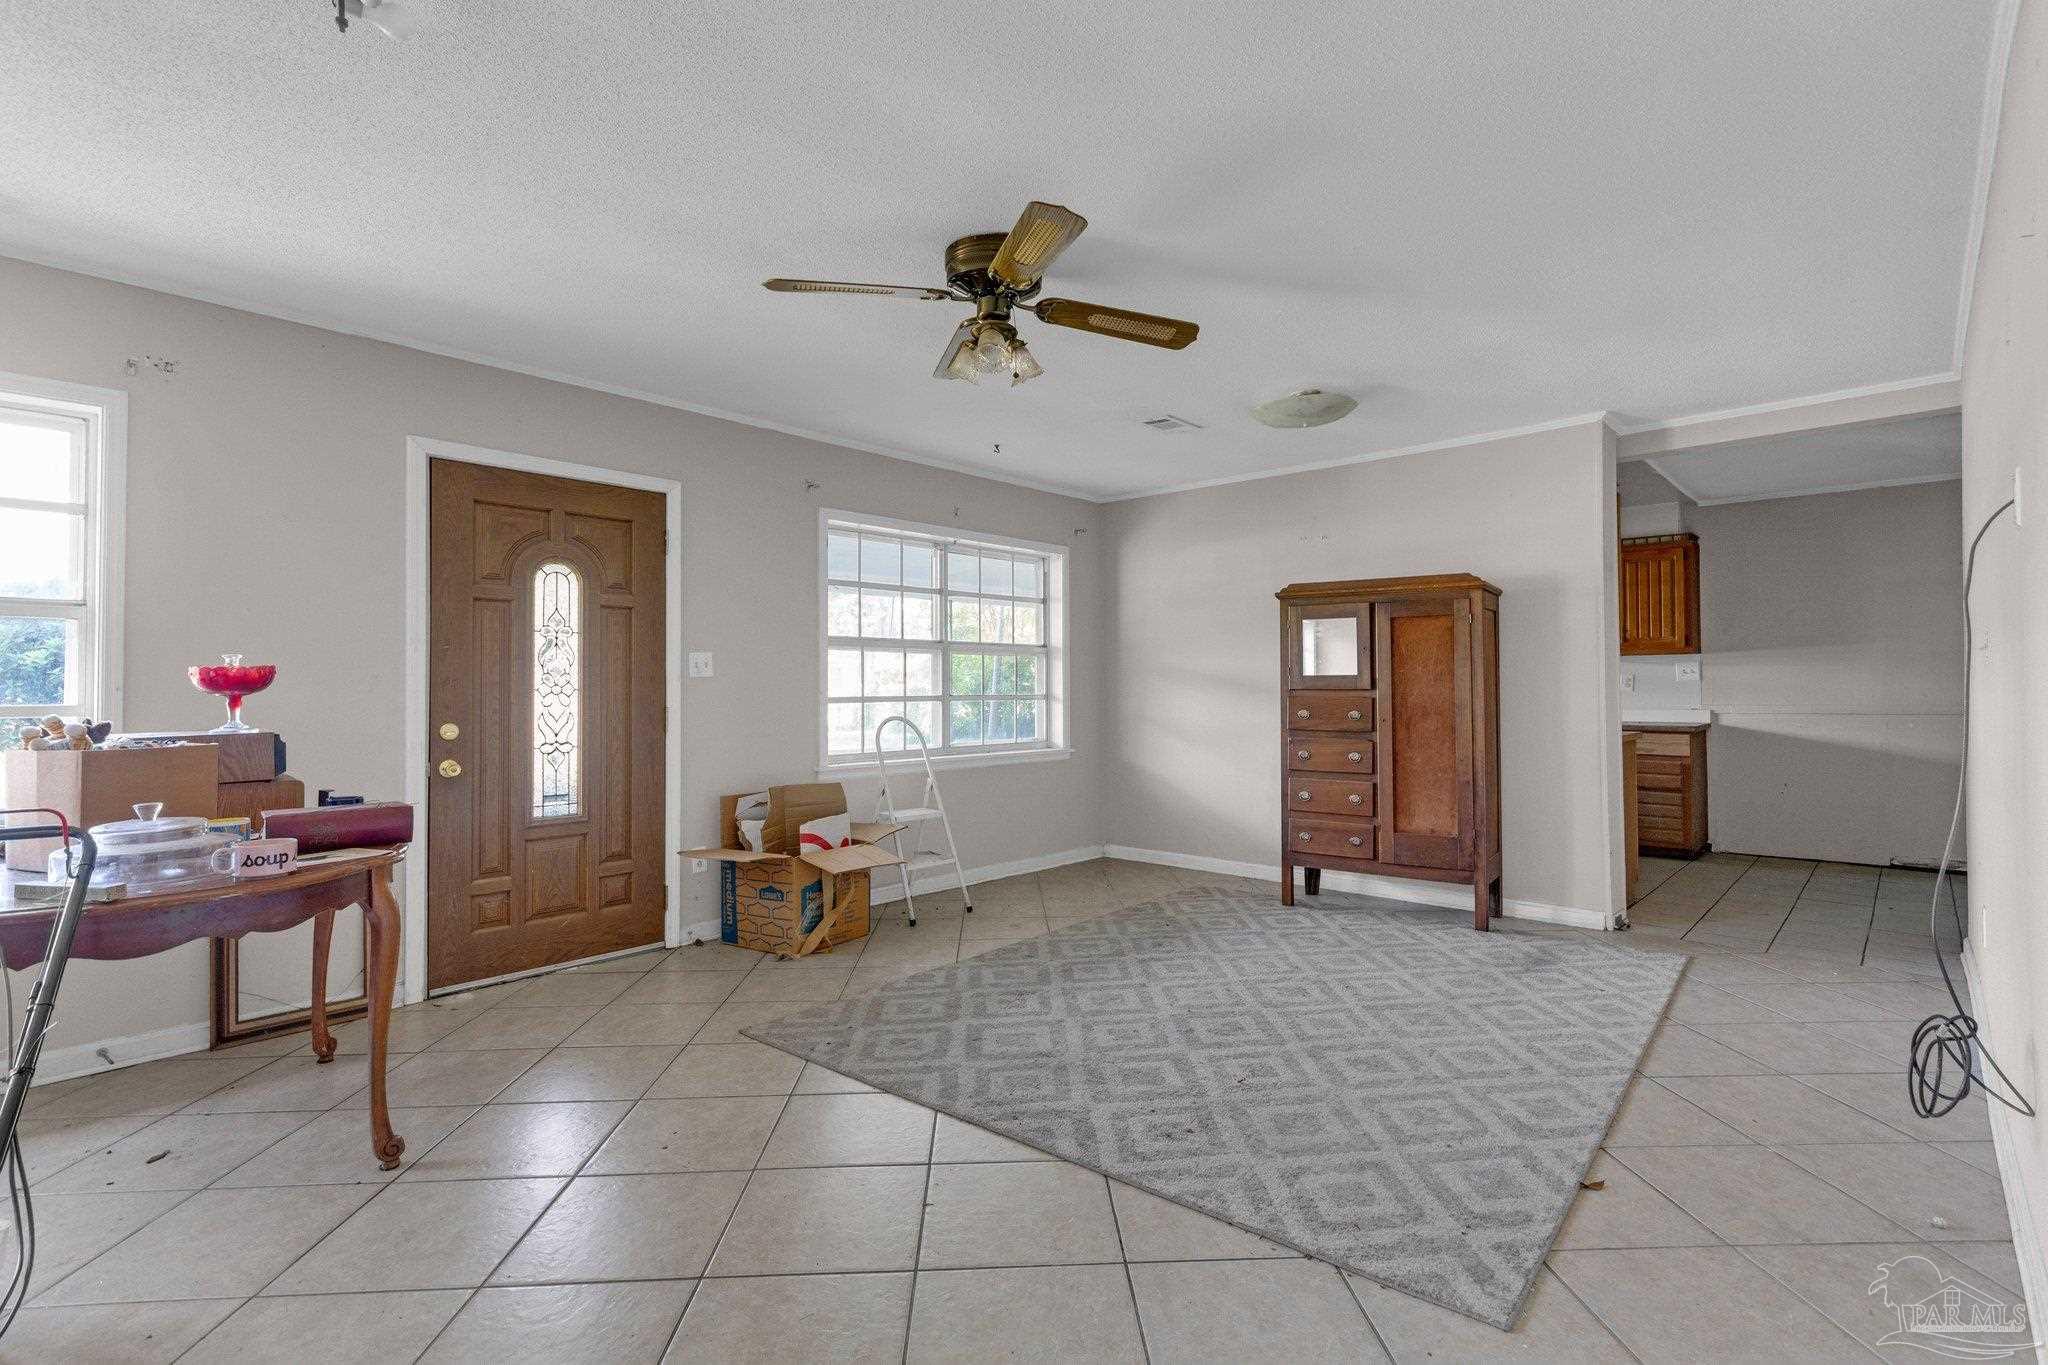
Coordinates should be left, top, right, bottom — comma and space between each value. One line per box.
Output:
402, 435, 683, 1006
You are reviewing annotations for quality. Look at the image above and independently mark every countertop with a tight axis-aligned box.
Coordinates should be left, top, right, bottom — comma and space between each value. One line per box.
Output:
1621, 708, 1713, 730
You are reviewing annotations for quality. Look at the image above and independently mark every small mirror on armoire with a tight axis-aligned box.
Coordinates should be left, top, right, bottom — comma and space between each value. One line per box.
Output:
1300, 615, 1358, 677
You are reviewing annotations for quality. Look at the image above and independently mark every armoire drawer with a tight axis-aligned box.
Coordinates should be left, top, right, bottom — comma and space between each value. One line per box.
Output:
1286, 691, 1374, 732
1287, 816, 1376, 858
1286, 776, 1376, 817
1286, 736, 1376, 774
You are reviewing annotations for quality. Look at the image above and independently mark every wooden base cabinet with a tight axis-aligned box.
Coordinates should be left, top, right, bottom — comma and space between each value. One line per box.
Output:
1277, 575, 1503, 930
1631, 725, 1709, 856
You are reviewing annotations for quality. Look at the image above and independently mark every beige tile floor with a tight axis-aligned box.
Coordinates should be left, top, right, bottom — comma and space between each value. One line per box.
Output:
1, 855, 2019, 1362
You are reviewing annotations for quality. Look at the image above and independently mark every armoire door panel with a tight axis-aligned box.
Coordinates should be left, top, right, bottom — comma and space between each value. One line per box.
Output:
1375, 599, 1473, 871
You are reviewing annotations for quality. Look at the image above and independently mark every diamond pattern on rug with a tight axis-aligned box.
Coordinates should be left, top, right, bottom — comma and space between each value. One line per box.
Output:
742, 888, 1684, 1329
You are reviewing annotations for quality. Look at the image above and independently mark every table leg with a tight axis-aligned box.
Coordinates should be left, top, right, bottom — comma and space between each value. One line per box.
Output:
364, 867, 406, 1170
308, 909, 338, 1062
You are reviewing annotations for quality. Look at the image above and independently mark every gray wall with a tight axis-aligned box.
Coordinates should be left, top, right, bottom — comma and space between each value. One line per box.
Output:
1958, 0, 2047, 1258
1694, 480, 1965, 865
1100, 420, 1625, 923
0, 256, 1106, 1061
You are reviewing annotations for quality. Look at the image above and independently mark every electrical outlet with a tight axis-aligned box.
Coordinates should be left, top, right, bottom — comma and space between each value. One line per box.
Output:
687, 652, 714, 678
1620, 670, 1637, 693
690, 857, 708, 874
1674, 660, 1701, 682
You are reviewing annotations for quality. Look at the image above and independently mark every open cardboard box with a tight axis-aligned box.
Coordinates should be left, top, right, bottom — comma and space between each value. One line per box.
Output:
683, 782, 906, 958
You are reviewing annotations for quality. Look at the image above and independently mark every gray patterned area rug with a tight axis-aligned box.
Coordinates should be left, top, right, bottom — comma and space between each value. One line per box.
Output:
742, 887, 1684, 1329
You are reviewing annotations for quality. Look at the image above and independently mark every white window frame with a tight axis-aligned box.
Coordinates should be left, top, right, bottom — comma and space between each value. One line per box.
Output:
818, 510, 1070, 772
0, 373, 125, 728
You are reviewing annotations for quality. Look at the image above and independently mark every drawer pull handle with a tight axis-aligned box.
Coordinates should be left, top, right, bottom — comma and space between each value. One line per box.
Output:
1348, 836, 1363, 847
1296, 791, 1310, 801
1347, 709, 1362, 720
1299, 831, 1312, 842
1296, 709, 1310, 719
1346, 751, 1362, 763
1348, 793, 1363, 805
1296, 749, 1310, 760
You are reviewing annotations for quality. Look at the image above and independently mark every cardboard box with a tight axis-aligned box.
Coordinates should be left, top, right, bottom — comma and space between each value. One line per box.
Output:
684, 783, 905, 957
1, 744, 220, 870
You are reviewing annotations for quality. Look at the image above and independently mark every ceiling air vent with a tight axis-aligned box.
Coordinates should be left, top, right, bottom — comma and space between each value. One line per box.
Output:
1140, 414, 1203, 433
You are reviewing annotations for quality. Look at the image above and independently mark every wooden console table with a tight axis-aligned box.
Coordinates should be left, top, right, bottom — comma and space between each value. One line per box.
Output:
0, 850, 408, 1168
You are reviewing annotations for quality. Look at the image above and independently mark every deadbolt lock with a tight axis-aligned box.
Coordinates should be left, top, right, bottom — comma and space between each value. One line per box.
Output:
437, 758, 463, 779
439, 722, 460, 741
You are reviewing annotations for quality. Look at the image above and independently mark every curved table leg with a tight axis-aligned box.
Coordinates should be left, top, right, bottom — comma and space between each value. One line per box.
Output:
308, 909, 338, 1062
363, 867, 406, 1170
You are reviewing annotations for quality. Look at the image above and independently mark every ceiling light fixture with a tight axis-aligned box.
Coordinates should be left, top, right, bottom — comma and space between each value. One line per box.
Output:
333, 0, 410, 36
1250, 389, 1358, 429
937, 319, 1043, 387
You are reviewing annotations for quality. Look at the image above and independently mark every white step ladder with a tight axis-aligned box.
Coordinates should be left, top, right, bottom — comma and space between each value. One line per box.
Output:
869, 717, 973, 928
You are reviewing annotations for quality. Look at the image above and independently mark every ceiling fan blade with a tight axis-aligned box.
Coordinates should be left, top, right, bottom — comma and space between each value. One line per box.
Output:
933, 321, 978, 381
1032, 298, 1199, 349
989, 202, 1088, 289
764, 278, 955, 300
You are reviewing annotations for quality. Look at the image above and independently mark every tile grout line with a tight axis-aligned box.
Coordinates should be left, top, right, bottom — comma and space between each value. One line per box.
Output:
1100, 1172, 1154, 1365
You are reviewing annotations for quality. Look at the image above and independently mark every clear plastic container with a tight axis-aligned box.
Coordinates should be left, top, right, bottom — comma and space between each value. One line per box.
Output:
48, 802, 235, 890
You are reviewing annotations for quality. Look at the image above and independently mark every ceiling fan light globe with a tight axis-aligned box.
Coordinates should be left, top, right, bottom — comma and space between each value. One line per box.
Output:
1008, 341, 1043, 383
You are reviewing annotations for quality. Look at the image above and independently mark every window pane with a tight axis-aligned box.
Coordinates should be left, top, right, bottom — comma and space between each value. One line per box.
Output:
827, 647, 863, 697
1016, 654, 1041, 695
992, 654, 1017, 695
1013, 602, 1042, 645
827, 701, 864, 754
827, 531, 860, 580
865, 701, 909, 750
864, 649, 906, 697
947, 597, 980, 641
0, 616, 77, 706
859, 589, 901, 639
0, 416, 81, 504
946, 550, 978, 592
531, 562, 582, 819
906, 699, 941, 745
949, 699, 985, 746
0, 507, 83, 599
860, 536, 900, 585
905, 649, 940, 696
980, 600, 1011, 644
989, 700, 1017, 743
1013, 558, 1042, 598
901, 542, 935, 588
980, 555, 1013, 596
827, 585, 861, 637
1016, 699, 1042, 741
948, 650, 987, 696
902, 591, 939, 641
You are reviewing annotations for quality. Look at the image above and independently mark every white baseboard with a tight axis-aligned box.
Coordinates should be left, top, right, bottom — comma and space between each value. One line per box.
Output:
29, 1020, 213, 1087
1964, 950, 2047, 1352
867, 845, 1108, 906
1101, 845, 1611, 931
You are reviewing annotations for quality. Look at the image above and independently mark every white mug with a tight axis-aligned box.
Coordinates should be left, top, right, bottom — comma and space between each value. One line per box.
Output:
211, 837, 298, 878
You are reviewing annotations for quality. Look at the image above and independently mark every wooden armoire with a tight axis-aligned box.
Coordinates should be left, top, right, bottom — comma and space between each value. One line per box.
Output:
1276, 575, 1503, 929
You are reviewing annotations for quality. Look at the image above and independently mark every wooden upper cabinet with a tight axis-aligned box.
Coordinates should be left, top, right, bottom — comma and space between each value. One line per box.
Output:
1618, 534, 1700, 655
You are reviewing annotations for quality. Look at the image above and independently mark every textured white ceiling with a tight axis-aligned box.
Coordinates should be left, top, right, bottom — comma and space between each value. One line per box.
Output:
1645, 412, 1961, 504
0, 3, 2002, 500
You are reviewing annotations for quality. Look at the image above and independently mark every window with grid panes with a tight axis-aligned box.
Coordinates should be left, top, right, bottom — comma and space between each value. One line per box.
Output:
824, 518, 1056, 759
1, 392, 113, 724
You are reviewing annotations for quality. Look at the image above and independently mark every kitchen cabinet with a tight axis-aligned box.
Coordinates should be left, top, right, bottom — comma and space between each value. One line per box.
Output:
1619, 534, 1701, 655
1629, 724, 1708, 856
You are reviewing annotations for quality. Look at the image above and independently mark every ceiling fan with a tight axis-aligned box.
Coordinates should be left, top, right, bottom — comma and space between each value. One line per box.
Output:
764, 201, 1199, 386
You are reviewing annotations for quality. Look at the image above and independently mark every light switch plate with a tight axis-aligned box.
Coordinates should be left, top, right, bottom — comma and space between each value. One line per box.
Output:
687, 651, 714, 678
1621, 670, 1637, 692
1674, 661, 1701, 681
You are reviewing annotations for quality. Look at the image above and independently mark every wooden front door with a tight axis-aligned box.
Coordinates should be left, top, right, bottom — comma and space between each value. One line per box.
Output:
1373, 595, 1474, 871
427, 460, 666, 990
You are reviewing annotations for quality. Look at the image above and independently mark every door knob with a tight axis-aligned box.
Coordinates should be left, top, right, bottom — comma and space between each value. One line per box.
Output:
437, 758, 463, 779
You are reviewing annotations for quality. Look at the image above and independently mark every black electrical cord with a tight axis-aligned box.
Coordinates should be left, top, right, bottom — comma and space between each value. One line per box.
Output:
1906, 497, 2036, 1121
